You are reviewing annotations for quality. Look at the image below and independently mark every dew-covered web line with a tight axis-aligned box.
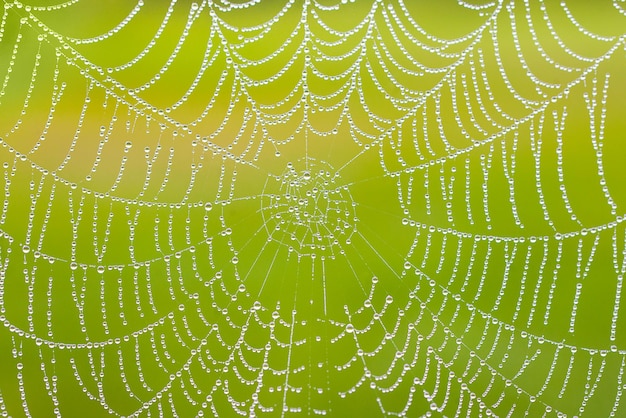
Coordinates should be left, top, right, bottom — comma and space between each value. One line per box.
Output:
0, 0, 626, 416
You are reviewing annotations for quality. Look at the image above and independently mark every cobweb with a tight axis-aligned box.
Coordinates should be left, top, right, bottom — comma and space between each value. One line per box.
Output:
0, 0, 626, 416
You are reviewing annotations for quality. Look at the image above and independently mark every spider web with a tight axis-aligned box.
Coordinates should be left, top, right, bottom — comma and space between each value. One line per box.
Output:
0, 0, 626, 416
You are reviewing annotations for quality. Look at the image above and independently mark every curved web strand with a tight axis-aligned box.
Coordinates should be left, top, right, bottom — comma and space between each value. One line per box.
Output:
0, 0, 626, 417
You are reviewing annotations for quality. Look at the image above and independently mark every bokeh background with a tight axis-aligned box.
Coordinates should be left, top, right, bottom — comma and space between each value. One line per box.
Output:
1, 0, 626, 416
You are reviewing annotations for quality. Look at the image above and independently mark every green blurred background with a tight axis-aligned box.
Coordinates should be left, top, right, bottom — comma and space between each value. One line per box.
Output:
1, 0, 626, 416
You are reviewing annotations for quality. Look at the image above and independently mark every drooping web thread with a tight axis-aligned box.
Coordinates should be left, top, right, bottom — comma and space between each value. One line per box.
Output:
0, 0, 625, 416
